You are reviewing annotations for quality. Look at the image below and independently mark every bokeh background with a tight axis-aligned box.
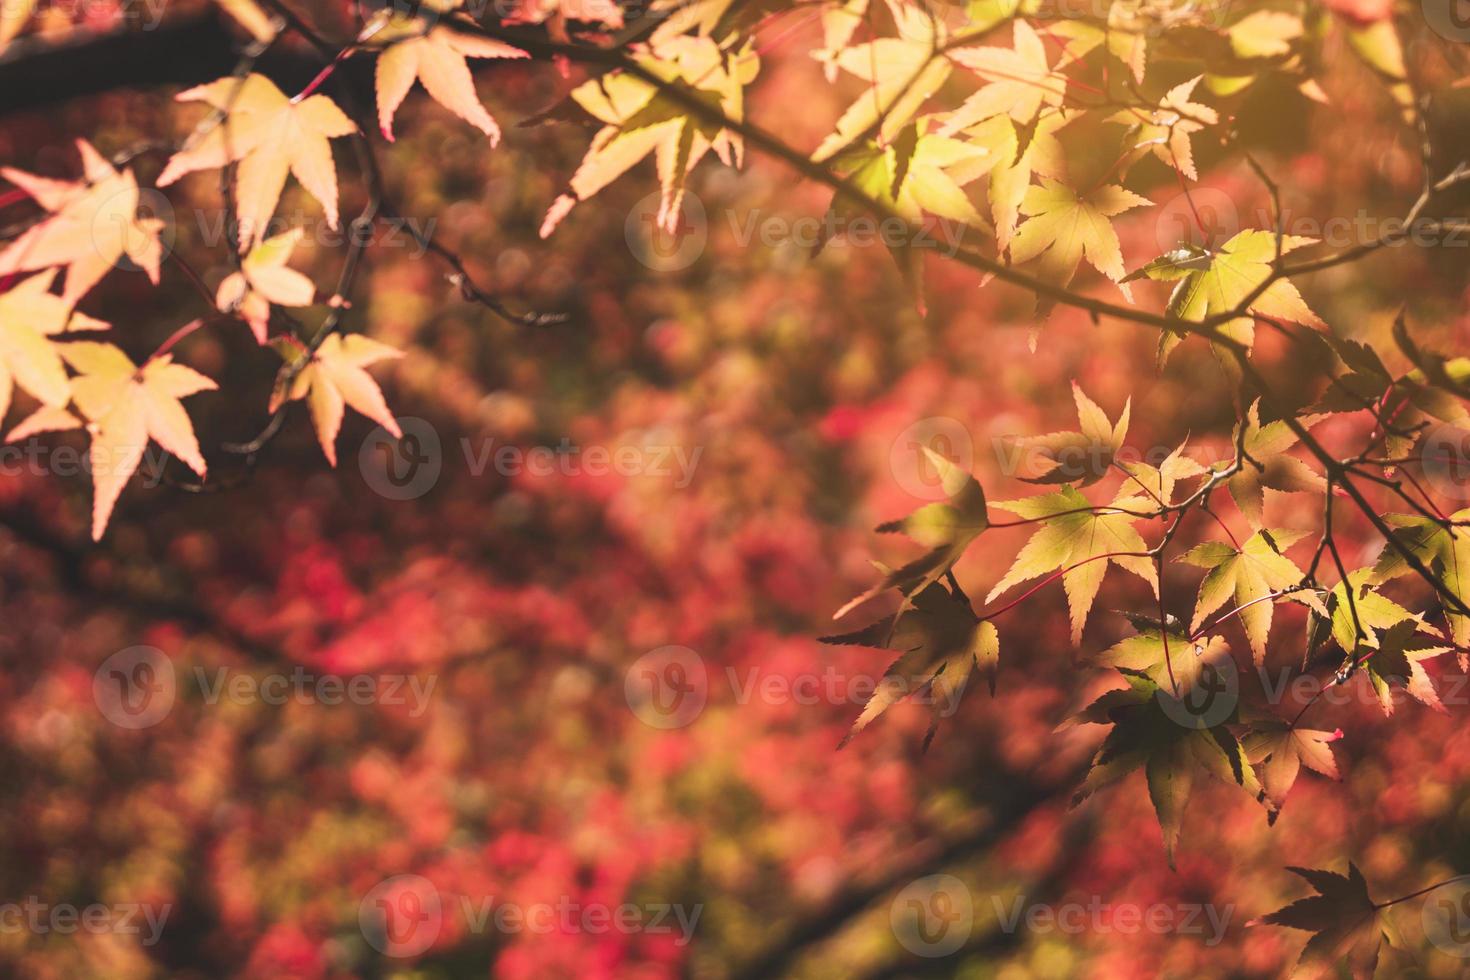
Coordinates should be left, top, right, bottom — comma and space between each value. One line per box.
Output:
2, 2, 1470, 977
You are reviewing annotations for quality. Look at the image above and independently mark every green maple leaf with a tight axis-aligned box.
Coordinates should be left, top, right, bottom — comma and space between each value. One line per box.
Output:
834, 447, 988, 620
1064, 672, 1258, 868
1225, 401, 1327, 529
989, 485, 1157, 644
1177, 529, 1327, 665
1094, 627, 1231, 696
826, 120, 995, 312
1371, 511, 1470, 658
1127, 231, 1324, 362
821, 578, 998, 748
1248, 864, 1404, 980
1324, 571, 1449, 714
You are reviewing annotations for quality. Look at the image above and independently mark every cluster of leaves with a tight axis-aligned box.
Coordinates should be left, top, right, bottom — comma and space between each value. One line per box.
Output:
1, 0, 1469, 975
0, 2, 542, 537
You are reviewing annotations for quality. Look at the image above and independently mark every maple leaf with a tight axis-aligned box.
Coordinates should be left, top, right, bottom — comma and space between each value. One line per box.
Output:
0, 139, 165, 306
1114, 443, 1208, 506
1126, 232, 1325, 361
1242, 719, 1342, 822
824, 119, 993, 312
834, 446, 988, 619
1227, 11, 1303, 59
1065, 672, 1258, 868
370, 13, 528, 143
989, 485, 1157, 644
1323, 570, 1449, 714
541, 37, 758, 237
812, 4, 952, 162
821, 577, 997, 748
1177, 529, 1327, 665
814, 0, 869, 82
0, 270, 107, 425
1225, 401, 1327, 528
157, 74, 358, 246
942, 20, 1063, 135
1248, 864, 1402, 980
1371, 511, 1470, 658
952, 110, 1068, 253
1011, 381, 1130, 488
58, 340, 216, 540
0, 0, 35, 51
1093, 626, 1232, 696
1010, 178, 1151, 300
216, 228, 316, 344
270, 334, 403, 467
1116, 76, 1219, 181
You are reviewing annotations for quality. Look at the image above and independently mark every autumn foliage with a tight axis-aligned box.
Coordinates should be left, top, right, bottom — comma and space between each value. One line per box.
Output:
2, 0, 1470, 977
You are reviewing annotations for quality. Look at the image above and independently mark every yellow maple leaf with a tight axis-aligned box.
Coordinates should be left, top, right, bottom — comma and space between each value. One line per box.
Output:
158, 74, 358, 246
942, 20, 1064, 135
371, 13, 527, 143
1010, 177, 1151, 297
541, 37, 758, 237
270, 334, 403, 467
0, 270, 107, 425
59, 340, 217, 540
1118, 76, 1219, 181
216, 228, 316, 344
0, 139, 166, 306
